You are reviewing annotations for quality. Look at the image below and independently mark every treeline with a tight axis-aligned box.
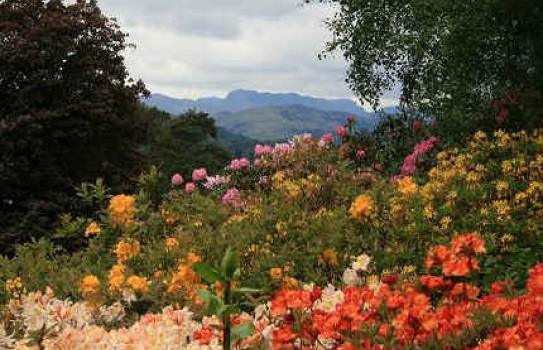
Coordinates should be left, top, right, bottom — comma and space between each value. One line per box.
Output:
0, 0, 233, 253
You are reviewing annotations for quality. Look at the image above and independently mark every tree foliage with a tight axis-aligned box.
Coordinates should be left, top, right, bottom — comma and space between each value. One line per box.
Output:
316, 0, 543, 136
0, 0, 149, 247
142, 108, 232, 183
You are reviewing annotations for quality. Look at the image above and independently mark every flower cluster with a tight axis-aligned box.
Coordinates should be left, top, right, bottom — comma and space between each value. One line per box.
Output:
108, 194, 136, 226
400, 136, 440, 176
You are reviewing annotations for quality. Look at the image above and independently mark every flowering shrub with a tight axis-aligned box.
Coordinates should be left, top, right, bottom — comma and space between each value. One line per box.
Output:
2, 235, 543, 350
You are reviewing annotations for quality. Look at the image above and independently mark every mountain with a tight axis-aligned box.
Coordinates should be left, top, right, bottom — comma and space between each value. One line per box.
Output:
144, 89, 369, 116
213, 105, 377, 140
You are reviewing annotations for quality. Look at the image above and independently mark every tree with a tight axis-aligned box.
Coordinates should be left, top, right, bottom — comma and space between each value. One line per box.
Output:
314, 0, 543, 137
0, 0, 149, 249
143, 108, 232, 183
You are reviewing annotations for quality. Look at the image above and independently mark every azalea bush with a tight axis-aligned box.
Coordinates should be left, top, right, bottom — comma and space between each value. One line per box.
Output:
2, 234, 543, 349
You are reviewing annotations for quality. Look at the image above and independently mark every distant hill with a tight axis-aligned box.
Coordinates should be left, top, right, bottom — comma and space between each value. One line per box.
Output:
144, 89, 371, 115
143, 89, 396, 141
214, 104, 377, 140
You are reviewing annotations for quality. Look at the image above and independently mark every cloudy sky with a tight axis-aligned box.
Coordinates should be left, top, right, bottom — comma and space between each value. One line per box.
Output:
98, 0, 397, 106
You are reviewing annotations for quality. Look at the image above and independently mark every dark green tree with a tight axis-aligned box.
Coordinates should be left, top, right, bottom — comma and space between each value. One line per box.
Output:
314, 0, 543, 138
0, 0, 149, 250
143, 108, 232, 187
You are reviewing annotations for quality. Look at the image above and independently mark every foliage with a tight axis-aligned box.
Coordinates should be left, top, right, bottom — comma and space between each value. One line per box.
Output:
0, 0, 149, 250
315, 0, 543, 138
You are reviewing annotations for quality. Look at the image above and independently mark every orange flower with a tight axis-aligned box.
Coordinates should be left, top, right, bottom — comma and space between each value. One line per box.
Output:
349, 194, 373, 220
126, 275, 149, 293
108, 194, 136, 225
114, 240, 141, 262
84, 222, 101, 237
425, 245, 451, 271
79, 275, 100, 295
319, 248, 339, 268
193, 325, 215, 345
443, 256, 479, 276
165, 237, 179, 250
451, 233, 486, 255
397, 176, 418, 195
269, 268, 283, 280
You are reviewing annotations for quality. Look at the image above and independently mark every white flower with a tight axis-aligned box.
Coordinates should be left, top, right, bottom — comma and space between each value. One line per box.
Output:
351, 254, 372, 272
342, 268, 361, 286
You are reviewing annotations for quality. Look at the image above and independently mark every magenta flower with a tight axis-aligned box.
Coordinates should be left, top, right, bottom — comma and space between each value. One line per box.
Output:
185, 182, 196, 193
192, 168, 207, 182
171, 173, 184, 186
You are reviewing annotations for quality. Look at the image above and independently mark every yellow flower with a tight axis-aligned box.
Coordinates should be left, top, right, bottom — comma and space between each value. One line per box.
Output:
126, 275, 149, 293
165, 237, 179, 249
80, 275, 101, 294
270, 268, 283, 280
5, 277, 23, 293
350, 194, 373, 220
84, 222, 101, 237
397, 177, 418, 195
114, 240, 141, 263
109, 194, 136, 225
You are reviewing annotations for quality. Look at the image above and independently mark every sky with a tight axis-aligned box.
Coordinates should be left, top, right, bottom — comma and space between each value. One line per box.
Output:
98, 0, 398, 106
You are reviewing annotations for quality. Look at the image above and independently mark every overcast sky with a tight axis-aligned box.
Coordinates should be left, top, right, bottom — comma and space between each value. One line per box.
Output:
98, 0, 397, 106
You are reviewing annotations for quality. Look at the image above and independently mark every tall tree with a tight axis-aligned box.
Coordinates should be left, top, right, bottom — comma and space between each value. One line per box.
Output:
314, 0, 543, 137
0, 0, 148, 247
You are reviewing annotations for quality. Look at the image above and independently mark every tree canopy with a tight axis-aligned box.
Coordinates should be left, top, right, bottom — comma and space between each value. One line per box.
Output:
0, 0, 148, 245
316, 0, 543, 135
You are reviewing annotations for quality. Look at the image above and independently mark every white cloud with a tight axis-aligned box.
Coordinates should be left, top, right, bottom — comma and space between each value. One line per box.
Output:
98, 0, 398, 106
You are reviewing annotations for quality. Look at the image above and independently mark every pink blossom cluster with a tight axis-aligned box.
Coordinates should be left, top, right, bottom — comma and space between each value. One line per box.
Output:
401, 136, 440, 176
192, 168, 208, 182
254, 144, 273, 157
185, 182, 196, 193
336, 125, 347, 138
320, 133, 334, 145
221, 188, 243, 208
228, 158, 251, 171
204, 175, 230, 190
171, 173, 184, 186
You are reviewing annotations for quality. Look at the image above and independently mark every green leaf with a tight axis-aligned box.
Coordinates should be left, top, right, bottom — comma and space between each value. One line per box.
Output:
219, 304, 239, 316
197, 289, 224, 316
193, 262, 225, 283
221, 246, 239, 279
231, 322, 255, 341
233, 287, 262, 294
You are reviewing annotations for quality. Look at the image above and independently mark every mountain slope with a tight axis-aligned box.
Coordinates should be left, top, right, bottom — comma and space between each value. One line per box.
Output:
214, 104, 377, 140
143, 89, 369, 116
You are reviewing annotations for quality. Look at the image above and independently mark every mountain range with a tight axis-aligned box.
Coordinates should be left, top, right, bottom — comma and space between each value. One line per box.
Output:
143, 89, 395, 141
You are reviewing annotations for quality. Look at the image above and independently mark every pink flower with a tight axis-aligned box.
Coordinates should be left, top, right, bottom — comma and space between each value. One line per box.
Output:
373, 163, 383, 172
171, 173, 184, 186
204, 175, 230, 190
347, 116, 355, 124
229, 158, 251, 171
255, 144, 273, 157
222, 188, 242, 207
336, 126, 347, 138
356, 149, 366, 160
320, 133, 334, 145
185, 182, 196, 193
192, 168, 207, 182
